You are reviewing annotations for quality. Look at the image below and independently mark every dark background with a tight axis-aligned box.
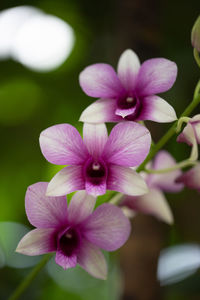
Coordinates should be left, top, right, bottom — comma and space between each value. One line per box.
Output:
0, 0, 200, 299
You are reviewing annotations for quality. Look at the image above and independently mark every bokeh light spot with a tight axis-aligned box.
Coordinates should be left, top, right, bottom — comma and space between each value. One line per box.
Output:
0, 6, 75, 71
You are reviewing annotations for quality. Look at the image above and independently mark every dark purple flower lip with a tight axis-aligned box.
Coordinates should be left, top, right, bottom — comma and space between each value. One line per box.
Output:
116, 95, 142, 120
57, 227, 81, 257
117, 95, 137, 110
84, 157, 108, 186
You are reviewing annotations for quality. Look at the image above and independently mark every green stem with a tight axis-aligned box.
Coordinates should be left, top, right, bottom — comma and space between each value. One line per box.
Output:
176, 116, 190, 133
144, 159, 197, 174
194, 78, 200, 99
137, 90, 200, 172
8, 254, 52, 300
194, 48, 200, 68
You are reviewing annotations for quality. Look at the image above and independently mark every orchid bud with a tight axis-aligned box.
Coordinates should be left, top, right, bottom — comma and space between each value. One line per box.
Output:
192, 15, 200, 52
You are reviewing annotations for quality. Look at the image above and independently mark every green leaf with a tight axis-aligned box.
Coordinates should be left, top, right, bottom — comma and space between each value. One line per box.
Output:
0, 221, 40, 268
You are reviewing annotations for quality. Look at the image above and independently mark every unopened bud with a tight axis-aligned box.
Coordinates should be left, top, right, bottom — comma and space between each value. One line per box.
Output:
192, 15, 200, 52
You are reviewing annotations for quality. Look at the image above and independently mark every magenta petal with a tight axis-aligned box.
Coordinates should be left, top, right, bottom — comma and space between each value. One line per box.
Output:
147, 151, 184, 192
190, 115, 200, 144
83, 203, 131, 251
67, 191, 96, 224
77, 239, 107, 280
177, 123, 197, 146
122, 188, 174, 224
83, 123, 108, 159
138, 95, 177, 123
176, 163, 200, 191
107, 164, 148, 196
47, 166, 85, 197
39, 124, 88, 165
117, 49, 140, 91
55, 250, 77, 270
16, 228, 56, 256
79, 98, 121, 123
136, 58, 177, 96
25, 182, 68, 228
79, 63, 125, 98
102, 122, 151, 167
85, 180, 107, 196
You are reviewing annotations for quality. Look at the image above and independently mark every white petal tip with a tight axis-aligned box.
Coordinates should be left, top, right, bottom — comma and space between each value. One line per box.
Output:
138, 185, 149, 196
45, 190, 53, 197
96, 272, 107, 280
157, 210, 174, 225
79, 112, 85, 123
15, 247, 21, 254
15, 246, 27, 255
45, 188, 58, 197
166, 108, 177, 122
46, 184, 60, 197
165, 215, 174, 225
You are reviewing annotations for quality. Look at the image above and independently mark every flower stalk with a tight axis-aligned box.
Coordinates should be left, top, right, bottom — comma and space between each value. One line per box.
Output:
137, 87, 200, 172
8, 254, 52, 300
194, 48, 200, 68
144, 159, 197, 174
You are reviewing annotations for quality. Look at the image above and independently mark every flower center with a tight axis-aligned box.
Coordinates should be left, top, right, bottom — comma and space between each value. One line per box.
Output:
118, 96, 136, 109
92, 162, 101, 171
59, 228, 80, 257
86, 160, 106, 185
126, 96, 134, 103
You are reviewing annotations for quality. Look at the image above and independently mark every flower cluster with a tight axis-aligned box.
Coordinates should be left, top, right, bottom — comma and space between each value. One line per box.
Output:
17, 49, 182, 279
120, 151, 183, 224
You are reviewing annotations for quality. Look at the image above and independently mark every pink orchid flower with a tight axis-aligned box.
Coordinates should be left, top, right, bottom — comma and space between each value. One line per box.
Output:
120, 151, 183, 224
79, 49, 177, 124
39, 122, 151, 197
16, 183, 131, 279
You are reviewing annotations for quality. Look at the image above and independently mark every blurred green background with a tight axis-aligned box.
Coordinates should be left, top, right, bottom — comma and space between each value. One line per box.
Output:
0, 0, 200, 299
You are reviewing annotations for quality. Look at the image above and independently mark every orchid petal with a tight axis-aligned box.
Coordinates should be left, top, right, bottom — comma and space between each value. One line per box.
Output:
138, 95, 177, 123
55, 251, 77, 270
16, 228, 56, 256
191, 115, 200, 144
47, 166, 85, 197
177, 122, 199, 161
102, 122, 151, 167
79, 98, 121, 123
107, 164, 148, 196
115, 106, 137, 118
39, 124, 88, 165
83, 123, 108, 158
83, 203, 131, 251
25, 182, 67, 229
77, 239, 107, 280
176, 163, 200, 191
68, 191, 96, 224
147, 151, 184, 192
177, 122, 197, 146
136, 58, 177, 96
117, 49, 140, 91
85, 180, 107, 196
79, 63, 125, 98
122, 188, 174, 224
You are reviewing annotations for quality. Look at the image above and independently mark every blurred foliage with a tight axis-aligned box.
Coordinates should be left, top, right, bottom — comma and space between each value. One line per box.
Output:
0, 221, 40, 268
